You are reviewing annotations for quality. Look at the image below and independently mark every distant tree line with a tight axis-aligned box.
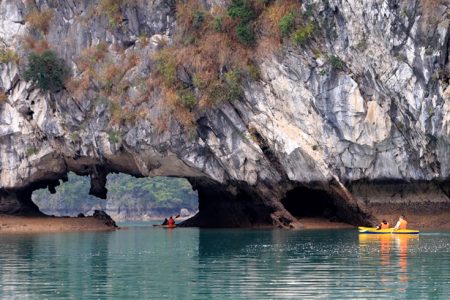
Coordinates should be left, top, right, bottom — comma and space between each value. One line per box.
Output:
33, 173, 198, 219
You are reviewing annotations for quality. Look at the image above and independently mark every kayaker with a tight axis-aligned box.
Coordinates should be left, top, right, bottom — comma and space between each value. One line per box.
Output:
394, 215, 407, 230
161, 218, 168, 225
168, 216, 175, 226
376, 219, 390, 230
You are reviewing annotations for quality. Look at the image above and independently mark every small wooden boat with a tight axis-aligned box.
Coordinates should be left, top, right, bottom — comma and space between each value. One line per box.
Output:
358, 226, 419, 234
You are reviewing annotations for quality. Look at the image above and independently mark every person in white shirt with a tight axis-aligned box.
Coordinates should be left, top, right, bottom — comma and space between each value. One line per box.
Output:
394, 215, 407, 230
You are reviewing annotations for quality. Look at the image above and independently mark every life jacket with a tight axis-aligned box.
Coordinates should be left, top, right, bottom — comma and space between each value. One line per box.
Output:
168, 218, 175, 226
398, 219, 407, 230
380, 222, 390, 229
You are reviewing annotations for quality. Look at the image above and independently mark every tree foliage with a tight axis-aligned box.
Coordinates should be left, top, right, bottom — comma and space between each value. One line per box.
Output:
228, 0, 256, 45
33, 173, 198, 217
24, 50, 69, 92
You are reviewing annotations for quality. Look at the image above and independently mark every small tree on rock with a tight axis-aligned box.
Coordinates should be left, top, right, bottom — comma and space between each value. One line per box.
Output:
24, 50, 69, 92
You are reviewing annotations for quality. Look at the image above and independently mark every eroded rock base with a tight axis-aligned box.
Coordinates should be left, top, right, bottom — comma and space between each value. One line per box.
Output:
281, 183, 377, 227
352, 181, 450, 228
180, 180, 376, 228
0, 189, 42, 216
180, 180, 277, 227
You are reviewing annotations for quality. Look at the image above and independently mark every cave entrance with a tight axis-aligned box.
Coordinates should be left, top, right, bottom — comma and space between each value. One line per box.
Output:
32, 172, 198, 221
281, 186, 342, 222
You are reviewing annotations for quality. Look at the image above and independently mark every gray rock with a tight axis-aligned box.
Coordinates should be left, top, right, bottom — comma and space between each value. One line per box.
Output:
0, 0, 449, 227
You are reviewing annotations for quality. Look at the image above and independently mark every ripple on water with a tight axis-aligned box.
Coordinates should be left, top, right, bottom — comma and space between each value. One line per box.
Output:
1, 228, 450, 299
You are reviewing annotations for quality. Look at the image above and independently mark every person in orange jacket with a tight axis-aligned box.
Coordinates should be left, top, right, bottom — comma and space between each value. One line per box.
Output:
168, 216, 175, 226
376, 219, 390, 230
394, 215, 408, 230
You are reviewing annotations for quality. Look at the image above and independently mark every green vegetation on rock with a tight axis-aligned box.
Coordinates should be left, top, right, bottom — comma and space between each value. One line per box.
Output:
291, 21, 315, 45
328, 55, 346, 70
0, 48, 19, 64
178, 89, 197, 109
279, 12, 296, 36
228, 0, 255, 24
33, 173, 198, 218
24, 50, 69, 92
107, 130, 121, 144
228, 0, 257, 45
236, 23, 256, 45
25, 147, 39, 157
224, 70, 243, 101
154, 49, 178, 87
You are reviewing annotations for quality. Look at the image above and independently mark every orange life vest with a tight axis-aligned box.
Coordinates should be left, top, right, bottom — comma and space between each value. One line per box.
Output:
168, 218, 175, 226
398, 219, 407, 230
380, 222, 390, 229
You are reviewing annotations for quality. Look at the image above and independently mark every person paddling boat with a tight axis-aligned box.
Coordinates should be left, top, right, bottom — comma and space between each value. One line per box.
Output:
359, 215, 417, 234
376, 219, 390, 230
153, 214, 180, 227
394, 215, 408, 230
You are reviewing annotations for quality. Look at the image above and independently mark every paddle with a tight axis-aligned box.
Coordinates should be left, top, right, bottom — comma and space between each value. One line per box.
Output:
152, 215, 181, 227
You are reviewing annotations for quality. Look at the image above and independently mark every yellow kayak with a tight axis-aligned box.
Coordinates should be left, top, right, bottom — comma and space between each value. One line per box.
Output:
358, 226, 419, 234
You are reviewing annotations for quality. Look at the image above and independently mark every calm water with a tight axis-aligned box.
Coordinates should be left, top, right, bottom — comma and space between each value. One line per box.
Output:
1, 224, 450, 299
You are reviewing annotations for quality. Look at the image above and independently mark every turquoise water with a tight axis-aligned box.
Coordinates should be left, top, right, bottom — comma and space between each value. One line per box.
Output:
1, 224, 450, 299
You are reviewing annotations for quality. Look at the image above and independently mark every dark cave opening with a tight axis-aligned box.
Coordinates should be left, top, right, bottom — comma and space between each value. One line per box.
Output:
281, 186, 342, 221
180, 179, 275, 227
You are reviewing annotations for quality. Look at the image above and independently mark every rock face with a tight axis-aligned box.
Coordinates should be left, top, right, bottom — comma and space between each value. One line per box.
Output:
93, 210, 117, 228
0, 0, 449, 227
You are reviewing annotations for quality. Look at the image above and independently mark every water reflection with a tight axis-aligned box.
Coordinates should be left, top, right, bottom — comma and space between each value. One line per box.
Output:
2, 228, 450, 299
0, 232, 114, 299
359, 234, 419, 288
197, 229, 361, 299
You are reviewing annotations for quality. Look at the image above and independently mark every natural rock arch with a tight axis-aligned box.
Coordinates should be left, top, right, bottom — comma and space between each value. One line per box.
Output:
0, 148, 377, 227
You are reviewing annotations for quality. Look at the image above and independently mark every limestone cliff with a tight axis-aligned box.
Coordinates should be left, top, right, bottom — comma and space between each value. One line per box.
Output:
0, 0, 449, 227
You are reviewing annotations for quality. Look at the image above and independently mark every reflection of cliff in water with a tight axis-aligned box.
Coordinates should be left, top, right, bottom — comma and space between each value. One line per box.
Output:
0, 232, 113, 298
197, 229, 292, 298
197, 229, 359, 299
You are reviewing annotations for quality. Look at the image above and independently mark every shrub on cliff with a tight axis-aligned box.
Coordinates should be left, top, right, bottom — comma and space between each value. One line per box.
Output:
0, 48, 19, 64
228, 0, 255, 23
26, 9, 54, 34
236, 23, 256, 45
228, 0, 256, 45
279, 12, 296, 36
97, 0, 140, 28
154, 49, 178, 87
224, 70, 243, 101
178, 89, 197, 109
24, 50, 69, 92
0, 90, 7, 103
291, 21, 315, 45
328, 55, 345, 70
149, 0, 302, 131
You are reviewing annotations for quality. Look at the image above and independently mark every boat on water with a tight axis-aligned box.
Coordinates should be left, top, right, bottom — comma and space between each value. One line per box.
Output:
358, 226, 419, 234
153, 224, 176, 228
162, 225, 176, 228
